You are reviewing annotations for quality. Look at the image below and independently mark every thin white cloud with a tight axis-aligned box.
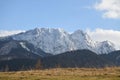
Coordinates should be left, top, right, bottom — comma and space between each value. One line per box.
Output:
94, 0, 120, 19
86, 28, 120, 49
0, 30, 25, 37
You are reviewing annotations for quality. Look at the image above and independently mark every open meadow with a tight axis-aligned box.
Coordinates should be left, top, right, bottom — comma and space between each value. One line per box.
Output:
0, 67, 120, 80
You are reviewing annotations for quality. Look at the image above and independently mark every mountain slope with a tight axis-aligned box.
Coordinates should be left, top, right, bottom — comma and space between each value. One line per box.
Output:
100, 50, 120, 66
12, 28, 116, 54
96, 41, 116, 54
0, 49, 118, 71
0, 39, 51, 61
42, 50, 112, 68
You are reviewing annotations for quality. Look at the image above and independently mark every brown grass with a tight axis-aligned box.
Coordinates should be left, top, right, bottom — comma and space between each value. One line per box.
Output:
0, 67, 120, 80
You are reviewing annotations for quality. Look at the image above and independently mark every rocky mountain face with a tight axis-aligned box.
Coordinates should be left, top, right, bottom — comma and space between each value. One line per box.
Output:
0, 39, 51, 61
12, 28, 116, 55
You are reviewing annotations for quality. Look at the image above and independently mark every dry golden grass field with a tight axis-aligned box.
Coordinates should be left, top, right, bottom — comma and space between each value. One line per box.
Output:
0, 67, 120, 80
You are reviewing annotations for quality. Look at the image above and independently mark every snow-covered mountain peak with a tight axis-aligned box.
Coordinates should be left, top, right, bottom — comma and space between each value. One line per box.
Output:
12, 28, 116, 54
72, 30, 85, 35
96, 40, 116, 54
33, 27, 65, 32
71, 29, 91, 40
28, 28, 68, 36
101, 40, 115, 46
12, 28, 71, 55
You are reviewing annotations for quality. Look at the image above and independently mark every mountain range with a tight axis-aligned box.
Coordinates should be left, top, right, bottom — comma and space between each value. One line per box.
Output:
11, 28, 116, 54
0, 28, 120, 71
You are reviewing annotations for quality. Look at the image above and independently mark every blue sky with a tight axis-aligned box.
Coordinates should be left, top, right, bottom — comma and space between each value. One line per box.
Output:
0, 0, 120, 32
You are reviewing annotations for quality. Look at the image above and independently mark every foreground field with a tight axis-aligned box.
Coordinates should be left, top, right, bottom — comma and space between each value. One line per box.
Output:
0, 67, 120, 80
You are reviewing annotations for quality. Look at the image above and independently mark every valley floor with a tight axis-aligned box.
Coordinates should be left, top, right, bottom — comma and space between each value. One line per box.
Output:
0, 67, 120, 80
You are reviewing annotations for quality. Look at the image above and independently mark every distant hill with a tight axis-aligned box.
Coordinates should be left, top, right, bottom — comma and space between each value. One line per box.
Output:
0, 49, 120, 71
42, 50, 112, 68
100, 50, 120, 66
